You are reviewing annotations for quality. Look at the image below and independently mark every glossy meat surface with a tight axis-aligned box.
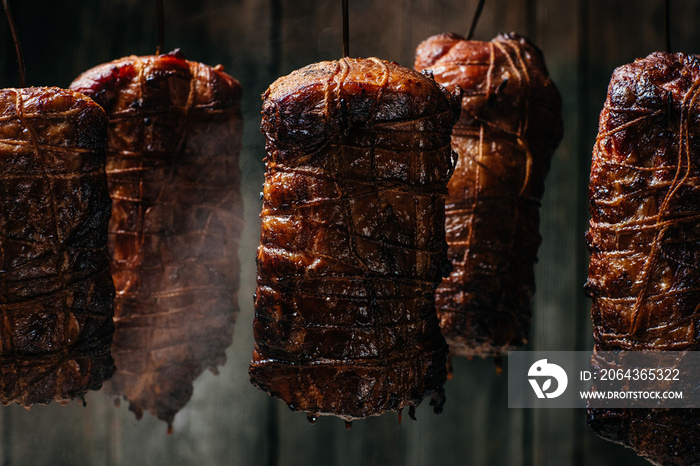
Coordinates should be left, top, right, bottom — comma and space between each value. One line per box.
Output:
415, 33, 563, 357
586, 52, 700, 465
0, 86, 114, 406
251, 57, 458, 420
71, 50, 243, 427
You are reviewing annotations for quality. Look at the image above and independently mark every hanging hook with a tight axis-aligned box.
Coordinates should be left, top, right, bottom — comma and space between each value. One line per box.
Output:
466, 0, 486, 40
156, 0, 165, 55
342, 0, 349, 57
664, 0, 671, 52
2, 0, 25, 87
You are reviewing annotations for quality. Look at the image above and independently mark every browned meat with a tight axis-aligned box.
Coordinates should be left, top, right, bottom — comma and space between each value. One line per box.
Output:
588, 408, 700, 466
0, 86, 114, 407
414, 33, 563, 357
70, 50, 243, 428
250, 57, 459, 421
586, 52, 700, 465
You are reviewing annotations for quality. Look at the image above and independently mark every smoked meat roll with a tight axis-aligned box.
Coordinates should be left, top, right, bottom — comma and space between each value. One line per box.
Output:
71, 50, 243, 427
414, 32, 563, 357
250, 57, 459, 421
0, 87, 114, 406
586, 52, 700, 466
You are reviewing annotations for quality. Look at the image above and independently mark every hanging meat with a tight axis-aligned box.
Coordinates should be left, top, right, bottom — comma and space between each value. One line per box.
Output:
250, 57, 459, 421
414, 32, 563, 357
585, 52, 700, 465
70, 49, 243, 428
0, 86, 115, 407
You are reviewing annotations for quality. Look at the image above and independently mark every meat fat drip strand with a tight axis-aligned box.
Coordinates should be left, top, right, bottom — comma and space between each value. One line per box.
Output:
250, 57, 460, 421
494, 356, 503, 375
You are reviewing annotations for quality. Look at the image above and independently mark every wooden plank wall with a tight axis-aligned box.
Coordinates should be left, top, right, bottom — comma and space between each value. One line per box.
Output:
0, 0, 697, 465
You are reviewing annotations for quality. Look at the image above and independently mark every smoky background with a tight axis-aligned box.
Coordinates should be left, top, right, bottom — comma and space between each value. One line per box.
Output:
0, 0, 699, 465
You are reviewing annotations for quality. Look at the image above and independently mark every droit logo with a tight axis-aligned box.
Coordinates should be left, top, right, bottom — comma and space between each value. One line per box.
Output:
528, 359, 568, 399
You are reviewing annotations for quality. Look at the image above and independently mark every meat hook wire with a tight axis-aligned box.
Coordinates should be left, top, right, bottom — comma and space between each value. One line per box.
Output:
342, 0, 349, 57
665, 0, 671, 52
466, 0, 486, 40
2, 0, 25, 87
156, 0, 165, 55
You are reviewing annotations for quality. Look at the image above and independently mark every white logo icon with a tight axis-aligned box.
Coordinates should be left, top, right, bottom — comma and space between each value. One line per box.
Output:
528, 359, 568, 399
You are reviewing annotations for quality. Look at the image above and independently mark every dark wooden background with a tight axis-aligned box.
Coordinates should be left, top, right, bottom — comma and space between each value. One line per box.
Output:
1, 0, 697, 465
